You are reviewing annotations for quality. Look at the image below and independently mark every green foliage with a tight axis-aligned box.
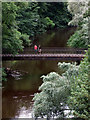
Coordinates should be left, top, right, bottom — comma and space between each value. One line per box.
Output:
42, 2, 72, 28
67, 21, 89, 48
33, 62, 79, 118
67, 1, 89, 48
33, 72, 70, 118
16, 2, 40, 37
88, 45, 90, 62
67, 1, 89, 26
2, 2, 71, 54
2, 68, 7, 81
67, 3, 89, 117
44, 17, 55, 28
2, 2, 31, 54
33, 51, 89, 119
68, 51, 89, 119
2, 3, 22, 54
3, 29, 24, 54
0, 68, 7, 88
17, 2, 71, 37
20, 33, 31, 47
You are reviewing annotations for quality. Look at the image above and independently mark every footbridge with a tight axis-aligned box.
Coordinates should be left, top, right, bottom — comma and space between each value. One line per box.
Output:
2, 47, 87, 61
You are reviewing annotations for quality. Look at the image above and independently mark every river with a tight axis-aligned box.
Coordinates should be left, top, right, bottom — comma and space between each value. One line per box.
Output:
2, 27, 76, 118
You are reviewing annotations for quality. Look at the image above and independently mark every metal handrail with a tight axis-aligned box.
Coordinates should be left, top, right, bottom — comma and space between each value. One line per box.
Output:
21, 47, 87, 54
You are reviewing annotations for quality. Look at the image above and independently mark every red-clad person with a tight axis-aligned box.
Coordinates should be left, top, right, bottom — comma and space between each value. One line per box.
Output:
34, 45, 38, 53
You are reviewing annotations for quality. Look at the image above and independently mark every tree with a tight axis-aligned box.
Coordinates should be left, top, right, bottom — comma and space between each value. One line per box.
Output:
67, 0, 89, 48
2, 2, 72, 54
67, 1, 89, 26
67, 19, 89, 48
68, 51, 89, 119
33, 50, 89, 119
33, 72, 70, 118
2, 2, 31, 54
33, 62, 80, 118
17, 2, 71, 37
2, 2, 23, 54
0, 68, 7, 88
40, 2, 72, 28
16, 2, 40, 37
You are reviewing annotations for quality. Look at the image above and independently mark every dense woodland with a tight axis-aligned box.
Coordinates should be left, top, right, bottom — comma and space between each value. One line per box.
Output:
2, 1, 90, 120
2, 2, 71, 54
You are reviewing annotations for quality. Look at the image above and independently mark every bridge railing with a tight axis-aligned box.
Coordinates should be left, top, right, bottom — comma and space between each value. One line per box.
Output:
21, 47, 87, 54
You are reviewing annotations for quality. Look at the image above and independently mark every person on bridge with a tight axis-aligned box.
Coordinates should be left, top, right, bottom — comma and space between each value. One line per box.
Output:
38, 45, 42, 54
34, 45, 38, 53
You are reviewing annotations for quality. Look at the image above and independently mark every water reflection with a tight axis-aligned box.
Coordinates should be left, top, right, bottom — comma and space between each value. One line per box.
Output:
2, 60, 60, 118
33, 27, 76, 47
16, 106, 33, 118
2, 91, 33, 118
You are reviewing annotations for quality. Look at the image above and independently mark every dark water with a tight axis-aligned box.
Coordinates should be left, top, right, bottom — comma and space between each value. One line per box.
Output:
2, 60, 61, 118
33, 27, 76, 47
2, 27, 76, 118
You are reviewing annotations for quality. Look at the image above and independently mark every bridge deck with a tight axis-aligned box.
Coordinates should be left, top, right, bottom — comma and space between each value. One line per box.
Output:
2, 47, 87, 61
2, 53, 85, 61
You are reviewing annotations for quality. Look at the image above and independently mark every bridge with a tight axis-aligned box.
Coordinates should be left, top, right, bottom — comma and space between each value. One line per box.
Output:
2, 47, 87, 61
